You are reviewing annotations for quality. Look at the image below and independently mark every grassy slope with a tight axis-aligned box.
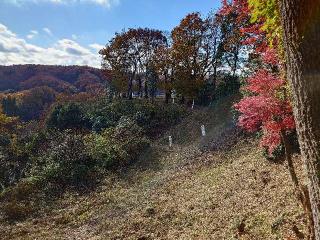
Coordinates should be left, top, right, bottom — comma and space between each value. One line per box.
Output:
0, 95, 308, 239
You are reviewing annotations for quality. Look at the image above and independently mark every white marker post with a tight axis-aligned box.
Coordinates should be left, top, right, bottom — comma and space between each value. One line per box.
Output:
171, 90, 176, 104
191, 99, 195, 109
169, 136, 173, 148
201, 125, 206, 137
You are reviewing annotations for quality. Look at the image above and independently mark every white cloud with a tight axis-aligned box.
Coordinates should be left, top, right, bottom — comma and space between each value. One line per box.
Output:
0, 23, 102, 67
89, 43, 104, 52
43, 27, 52, 36
26, 30, 38, 39
4, 0, 120, 8
56, 39, 92, 56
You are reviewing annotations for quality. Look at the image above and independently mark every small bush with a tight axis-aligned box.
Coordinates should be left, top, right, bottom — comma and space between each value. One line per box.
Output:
85, 117, 150, 168
0, 134, 10, 147
0, 138, 29, 189
46, 103, 90, 130
29, 131, 95, 186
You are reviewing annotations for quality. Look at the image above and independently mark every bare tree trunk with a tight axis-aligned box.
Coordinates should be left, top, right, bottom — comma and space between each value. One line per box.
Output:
144, 81, 148, 99
212, 66, 217, 101
232, 47, 239, 77
128, 69, 136, 100
127, 77, 133, 100
137, 76, 142, 98
279, 1, 320, 238
165, 90, 171, 104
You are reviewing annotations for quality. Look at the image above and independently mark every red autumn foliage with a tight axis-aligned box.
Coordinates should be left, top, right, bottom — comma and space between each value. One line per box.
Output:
234, 69, 295, 154
219, 0, 250, 18
261, 47, 279, 66
245, 69, 284, 95
220, 0, 296, 155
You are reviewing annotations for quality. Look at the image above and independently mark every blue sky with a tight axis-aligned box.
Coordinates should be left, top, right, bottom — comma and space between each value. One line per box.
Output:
0, 0, 221, 67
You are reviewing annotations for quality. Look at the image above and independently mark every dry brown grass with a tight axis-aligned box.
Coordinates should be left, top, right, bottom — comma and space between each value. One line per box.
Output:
0, 95, 308, 239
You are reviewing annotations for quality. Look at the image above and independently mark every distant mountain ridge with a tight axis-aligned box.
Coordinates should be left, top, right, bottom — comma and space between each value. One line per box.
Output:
0, 64, 109, 93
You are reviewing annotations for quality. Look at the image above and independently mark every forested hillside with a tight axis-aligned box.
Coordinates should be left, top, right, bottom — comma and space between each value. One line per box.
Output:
0, 65, 109, 93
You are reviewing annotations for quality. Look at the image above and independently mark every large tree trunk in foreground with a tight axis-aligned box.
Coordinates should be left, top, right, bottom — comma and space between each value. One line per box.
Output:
279, 1, 320, 238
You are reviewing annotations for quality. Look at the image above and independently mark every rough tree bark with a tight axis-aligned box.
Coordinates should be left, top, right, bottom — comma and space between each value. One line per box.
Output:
279, 0, 320, 238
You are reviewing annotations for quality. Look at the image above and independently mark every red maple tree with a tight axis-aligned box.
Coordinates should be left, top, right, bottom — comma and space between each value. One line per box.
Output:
220, 0, 295, 155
